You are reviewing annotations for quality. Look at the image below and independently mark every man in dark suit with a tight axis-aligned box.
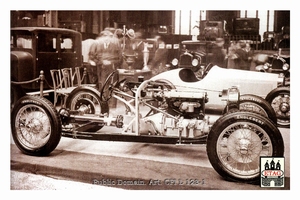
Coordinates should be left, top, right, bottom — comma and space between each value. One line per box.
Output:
88, 30, 122, 108
211, 38, 227, 68
234, 40, 252, 70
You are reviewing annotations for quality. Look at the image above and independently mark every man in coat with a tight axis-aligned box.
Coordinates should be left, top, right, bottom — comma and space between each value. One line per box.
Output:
88, 30, 122, 108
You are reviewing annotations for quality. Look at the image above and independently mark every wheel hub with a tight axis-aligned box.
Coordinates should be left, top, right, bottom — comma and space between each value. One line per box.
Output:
26, 118, 43, 134
237, 138, 251, 155
74, 98, 95, 114
227, 128, 262, 163
272, 95, 290, 114
280, 102, 289, 113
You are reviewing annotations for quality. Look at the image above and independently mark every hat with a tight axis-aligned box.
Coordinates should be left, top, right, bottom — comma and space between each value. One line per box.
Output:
126, 29, 135, 39
104, 27, 116, 34
99, 30, 113, 37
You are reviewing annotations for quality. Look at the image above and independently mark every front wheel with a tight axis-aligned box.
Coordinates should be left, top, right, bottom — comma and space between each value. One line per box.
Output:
11, 95, 62, 156
206, 111, 284, 183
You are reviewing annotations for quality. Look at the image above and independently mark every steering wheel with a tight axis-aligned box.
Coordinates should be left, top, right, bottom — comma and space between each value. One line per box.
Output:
201, 63, 214, 79
100, 70, 119, 101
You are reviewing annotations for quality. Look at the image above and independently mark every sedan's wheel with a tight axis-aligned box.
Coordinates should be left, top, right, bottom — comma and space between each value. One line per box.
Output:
266, 87, 290, 128
11, 96, 61, 156
206, 111, 284, 183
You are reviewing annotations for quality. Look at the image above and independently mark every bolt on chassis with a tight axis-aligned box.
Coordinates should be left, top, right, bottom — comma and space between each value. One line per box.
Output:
11, 70, 284, 184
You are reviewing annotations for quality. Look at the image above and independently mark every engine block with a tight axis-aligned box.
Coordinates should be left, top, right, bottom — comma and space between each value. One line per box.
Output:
123, 112, 212, 138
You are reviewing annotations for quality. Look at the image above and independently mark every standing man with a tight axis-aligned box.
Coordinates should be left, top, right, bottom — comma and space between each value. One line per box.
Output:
88, 30, 122, 108
233, 40, 251, 70
211, 38, 227, 68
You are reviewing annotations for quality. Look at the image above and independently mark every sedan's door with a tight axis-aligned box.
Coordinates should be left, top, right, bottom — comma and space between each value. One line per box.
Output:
58, 33, 80, 70
36, 32, 59, 85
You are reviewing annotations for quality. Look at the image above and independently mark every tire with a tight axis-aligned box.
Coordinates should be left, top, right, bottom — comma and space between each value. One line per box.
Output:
206, 111, 284, 183
11, 95, 62, 156
239, 94, 277, 125
265, 87, 290, 128
65, 86, 109, 125
223, 94, 277, 125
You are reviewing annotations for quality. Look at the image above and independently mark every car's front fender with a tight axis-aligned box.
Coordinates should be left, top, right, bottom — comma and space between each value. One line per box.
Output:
11, 51, 34, 83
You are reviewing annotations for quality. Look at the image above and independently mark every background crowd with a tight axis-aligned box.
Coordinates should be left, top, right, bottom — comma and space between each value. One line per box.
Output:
210, 38, 254, 71
86, 27, 260, 110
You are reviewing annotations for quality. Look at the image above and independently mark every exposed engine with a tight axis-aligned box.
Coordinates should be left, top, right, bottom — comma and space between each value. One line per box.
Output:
121, 81, 238, 138
137, 112, 212, 138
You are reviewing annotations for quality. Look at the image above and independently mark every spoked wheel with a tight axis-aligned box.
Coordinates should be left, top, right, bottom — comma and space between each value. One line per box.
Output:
66, 86, 109, 116
100, 70, 119, 101
11, 95, 62, 156
207, 111, 284, 183
266, 87, 290, 128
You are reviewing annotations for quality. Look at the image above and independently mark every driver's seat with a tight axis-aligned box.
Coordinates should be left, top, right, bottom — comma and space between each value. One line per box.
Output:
178, 68, 200, 82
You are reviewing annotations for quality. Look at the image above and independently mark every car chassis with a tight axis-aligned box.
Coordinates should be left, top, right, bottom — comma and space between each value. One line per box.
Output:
11, 70, 284, 184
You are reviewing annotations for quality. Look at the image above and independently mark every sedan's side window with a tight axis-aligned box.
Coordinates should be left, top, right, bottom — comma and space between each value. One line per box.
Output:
11, 35, 32, 49
60, 35, 74, 52
38, 33, 56, 52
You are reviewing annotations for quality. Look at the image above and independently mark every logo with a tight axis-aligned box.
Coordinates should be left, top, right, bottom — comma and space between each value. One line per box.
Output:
260, 157, 284, 187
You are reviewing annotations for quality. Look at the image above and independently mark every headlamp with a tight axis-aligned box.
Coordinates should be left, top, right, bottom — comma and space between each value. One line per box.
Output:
282, 63, 289, 71
171, 58, 178, 66
192, 59, 199, 67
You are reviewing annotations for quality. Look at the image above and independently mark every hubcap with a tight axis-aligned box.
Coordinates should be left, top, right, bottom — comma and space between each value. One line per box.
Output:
26, 118, 43, 134
280, 102, 289, 113
227, 128, 262, 163
271, 94, 290, 126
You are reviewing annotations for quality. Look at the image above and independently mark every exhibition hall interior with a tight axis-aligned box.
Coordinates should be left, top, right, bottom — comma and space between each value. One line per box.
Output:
10, 10, 291, 190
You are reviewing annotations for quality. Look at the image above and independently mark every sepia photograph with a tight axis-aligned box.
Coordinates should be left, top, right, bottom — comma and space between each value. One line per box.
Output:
6, 0, 295, 197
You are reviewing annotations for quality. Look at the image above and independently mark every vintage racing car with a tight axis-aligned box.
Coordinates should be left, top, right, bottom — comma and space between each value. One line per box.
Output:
11, 67, 284, 184
152, 64, 290, 128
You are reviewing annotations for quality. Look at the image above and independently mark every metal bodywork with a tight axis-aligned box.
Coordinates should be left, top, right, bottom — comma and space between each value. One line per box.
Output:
151, 65, 281, 113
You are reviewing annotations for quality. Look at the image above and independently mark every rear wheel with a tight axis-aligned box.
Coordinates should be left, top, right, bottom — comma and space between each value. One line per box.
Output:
66, 86, 109, 115
11, 95, 62, 156
206, 111, 284, 183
